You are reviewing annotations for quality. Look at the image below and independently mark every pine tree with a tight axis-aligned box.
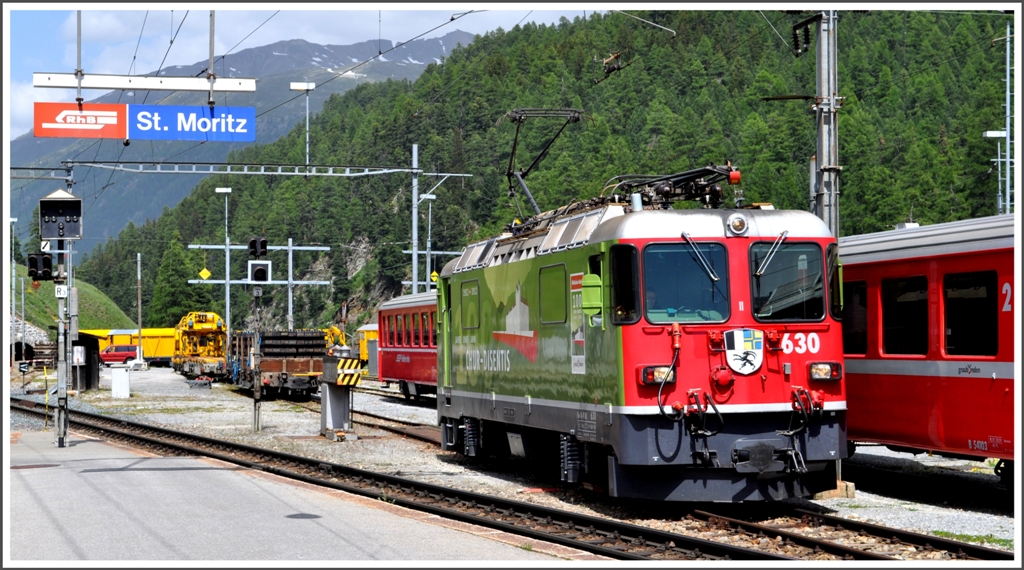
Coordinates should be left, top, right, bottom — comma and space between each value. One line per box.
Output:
148, 229, 210, 327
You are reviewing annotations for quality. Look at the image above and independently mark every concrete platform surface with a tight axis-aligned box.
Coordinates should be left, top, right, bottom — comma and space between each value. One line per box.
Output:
6, 430, 588, 564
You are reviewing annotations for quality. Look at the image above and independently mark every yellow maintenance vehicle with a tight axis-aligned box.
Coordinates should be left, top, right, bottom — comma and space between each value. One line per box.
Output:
172, 312, 228, 380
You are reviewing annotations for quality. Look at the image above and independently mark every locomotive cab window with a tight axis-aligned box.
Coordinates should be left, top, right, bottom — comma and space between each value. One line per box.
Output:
750, 242, 824, 321
944, 271, 998, 356
827, 244, 843, 320
610, 245, 639, 324
882, 276, 928, 355
644, 242, 729, 323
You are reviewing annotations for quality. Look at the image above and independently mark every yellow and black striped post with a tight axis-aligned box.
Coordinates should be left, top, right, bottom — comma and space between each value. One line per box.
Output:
335, 358, 363, 386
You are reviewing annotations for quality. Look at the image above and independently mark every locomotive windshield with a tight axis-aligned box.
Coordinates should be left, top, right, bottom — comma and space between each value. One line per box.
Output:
750, 242, 825, 321
643, 243, 729, 323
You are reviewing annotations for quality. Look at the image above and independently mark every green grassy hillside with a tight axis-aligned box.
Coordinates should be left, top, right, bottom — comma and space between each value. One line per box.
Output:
11, 263, 137, 341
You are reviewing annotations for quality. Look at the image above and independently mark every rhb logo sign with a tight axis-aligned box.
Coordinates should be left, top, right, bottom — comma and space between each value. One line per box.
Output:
34, 103, 127, 138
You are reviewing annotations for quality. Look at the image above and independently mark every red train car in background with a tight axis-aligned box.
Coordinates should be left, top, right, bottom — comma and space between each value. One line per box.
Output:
377, 291, 438, 400
839, 214, 1015, 485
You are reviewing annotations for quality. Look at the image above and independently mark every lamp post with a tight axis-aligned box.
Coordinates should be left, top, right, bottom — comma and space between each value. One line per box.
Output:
215, 187, 232, 349
290, 82, 315, 173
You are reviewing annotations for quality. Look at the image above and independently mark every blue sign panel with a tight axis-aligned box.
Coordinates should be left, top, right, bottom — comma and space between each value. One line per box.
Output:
128, 105, 256, 142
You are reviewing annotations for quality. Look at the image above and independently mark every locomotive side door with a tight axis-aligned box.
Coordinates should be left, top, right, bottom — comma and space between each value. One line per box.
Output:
438, 278, 452, 405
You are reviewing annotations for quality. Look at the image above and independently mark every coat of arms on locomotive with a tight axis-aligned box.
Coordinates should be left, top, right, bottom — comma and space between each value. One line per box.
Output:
725, 329, 763, 374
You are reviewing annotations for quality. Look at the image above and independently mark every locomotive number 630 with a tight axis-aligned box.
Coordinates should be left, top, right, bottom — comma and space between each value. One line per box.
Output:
781, 332, 821, 354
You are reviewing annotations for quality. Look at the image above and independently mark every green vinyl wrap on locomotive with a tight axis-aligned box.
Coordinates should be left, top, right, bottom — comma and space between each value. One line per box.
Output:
437, 205, 847, 502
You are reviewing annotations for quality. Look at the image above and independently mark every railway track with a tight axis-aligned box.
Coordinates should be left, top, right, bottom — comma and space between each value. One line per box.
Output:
11, 399, 1012, 562
294, 399, 442, 444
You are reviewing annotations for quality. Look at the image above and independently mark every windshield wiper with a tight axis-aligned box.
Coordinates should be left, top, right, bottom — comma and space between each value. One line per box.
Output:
755, 230, 789, 277
680, 231, 720, 282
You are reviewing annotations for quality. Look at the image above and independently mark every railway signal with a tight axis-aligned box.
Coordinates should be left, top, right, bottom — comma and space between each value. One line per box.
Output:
248, 260, 271, 283
248, 236, 267, 258
27, 253, 54, 280
38, 190, 82, 239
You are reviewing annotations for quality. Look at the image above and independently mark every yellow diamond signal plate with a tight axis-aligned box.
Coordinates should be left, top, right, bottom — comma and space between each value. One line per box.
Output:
199, 268, 212, 280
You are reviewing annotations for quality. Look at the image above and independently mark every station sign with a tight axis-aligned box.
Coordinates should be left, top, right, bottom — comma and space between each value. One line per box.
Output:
128, 105, 256, 142
34, 102, 256, 142
34, 102, 127, 139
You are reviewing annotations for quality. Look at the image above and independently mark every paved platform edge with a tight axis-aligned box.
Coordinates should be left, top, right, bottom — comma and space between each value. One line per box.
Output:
14, 428, 610, 562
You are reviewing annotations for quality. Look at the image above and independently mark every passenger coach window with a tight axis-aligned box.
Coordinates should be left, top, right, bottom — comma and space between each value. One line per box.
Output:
645, 242, 729, 323
388, 315, 395, 346
945, 271, 998, 356
750, 243, 824, 321
882, 276, 928, 355
841, 281, 868, 355
429, 312, 436, 347
610, 245, 639, 324
539, 264, 567, 324
412, 313, 421, 346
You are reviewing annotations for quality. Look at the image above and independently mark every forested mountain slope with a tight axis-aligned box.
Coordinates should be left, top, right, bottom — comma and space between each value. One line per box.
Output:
75, 10, 1012, 333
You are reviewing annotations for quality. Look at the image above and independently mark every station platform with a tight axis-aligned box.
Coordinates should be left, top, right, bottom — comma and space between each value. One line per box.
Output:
6, 429, 591, 564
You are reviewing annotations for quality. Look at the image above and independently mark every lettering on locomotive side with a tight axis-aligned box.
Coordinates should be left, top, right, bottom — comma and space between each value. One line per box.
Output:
396, 354, 410, 363
957, 365, 981, 375
576, 411, 598, 439
464, 349, 512, 372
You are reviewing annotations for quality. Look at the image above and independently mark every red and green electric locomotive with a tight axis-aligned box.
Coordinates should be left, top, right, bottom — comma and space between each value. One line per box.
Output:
437, 163, 847, 502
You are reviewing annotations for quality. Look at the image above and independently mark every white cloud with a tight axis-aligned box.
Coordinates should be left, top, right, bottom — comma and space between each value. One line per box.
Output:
9, 80, 37, 139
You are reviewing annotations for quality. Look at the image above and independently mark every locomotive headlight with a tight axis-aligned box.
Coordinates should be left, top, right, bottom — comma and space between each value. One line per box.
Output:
726, 213, 748, 236
809, 362, 843, 380
641, 366, 675, 385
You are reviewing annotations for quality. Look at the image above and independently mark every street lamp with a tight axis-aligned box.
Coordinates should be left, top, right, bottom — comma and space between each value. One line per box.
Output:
290, 82, 315, 173
215, 187, 232, 349
983, 131, 1008, 214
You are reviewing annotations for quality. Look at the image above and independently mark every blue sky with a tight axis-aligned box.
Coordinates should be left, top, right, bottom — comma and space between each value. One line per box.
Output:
4, 4, 608, 141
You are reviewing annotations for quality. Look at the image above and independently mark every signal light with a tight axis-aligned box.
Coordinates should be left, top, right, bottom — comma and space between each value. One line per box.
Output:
249, 260, 271, 283
27, 253, 54, 281
39, 194, 82, 239
248, 236, 268, 258
41, 254, 53, 280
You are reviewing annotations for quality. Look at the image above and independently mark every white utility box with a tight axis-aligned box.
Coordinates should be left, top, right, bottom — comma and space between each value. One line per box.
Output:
111, 368, 131, 399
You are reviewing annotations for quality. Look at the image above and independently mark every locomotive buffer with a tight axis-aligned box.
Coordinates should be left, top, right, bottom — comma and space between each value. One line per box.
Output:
321, 345, 362, 441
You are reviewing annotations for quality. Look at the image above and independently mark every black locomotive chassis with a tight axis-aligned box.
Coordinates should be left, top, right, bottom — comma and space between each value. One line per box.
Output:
441, 392, 847, 501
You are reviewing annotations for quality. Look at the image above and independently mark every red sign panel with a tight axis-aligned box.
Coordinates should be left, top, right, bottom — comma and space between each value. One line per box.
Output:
34, 102, 127, 138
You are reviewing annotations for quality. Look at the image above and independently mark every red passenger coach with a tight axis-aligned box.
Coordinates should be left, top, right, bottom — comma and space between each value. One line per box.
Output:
839, 214, 1015, 485
377, 291, 439, 400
